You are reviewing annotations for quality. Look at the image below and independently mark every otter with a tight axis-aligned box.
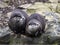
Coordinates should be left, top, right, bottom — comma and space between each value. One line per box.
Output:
26, 13, 46, 37
8, 9, 28, 34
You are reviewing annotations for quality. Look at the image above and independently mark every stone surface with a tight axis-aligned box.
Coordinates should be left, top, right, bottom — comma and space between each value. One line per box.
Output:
0, 27, 11, 44
0, 1, 8, 8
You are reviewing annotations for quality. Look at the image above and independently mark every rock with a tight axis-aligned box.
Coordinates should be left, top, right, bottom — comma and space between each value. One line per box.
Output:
56, 4, 60, 13
20, 35, 40, 44
43, 12, 60, 44
0, 33, 10, 44
0, 1, 8, 8
0, 27, 11, 44
20, 4, 32, 9
26, 2, 51, 15
49, 0, 58, 3
58, 0, 60, 3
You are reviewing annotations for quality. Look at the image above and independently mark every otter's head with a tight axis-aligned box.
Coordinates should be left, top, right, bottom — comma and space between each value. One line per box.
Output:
8, 10, 27, 34
26, 19, 42, 37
